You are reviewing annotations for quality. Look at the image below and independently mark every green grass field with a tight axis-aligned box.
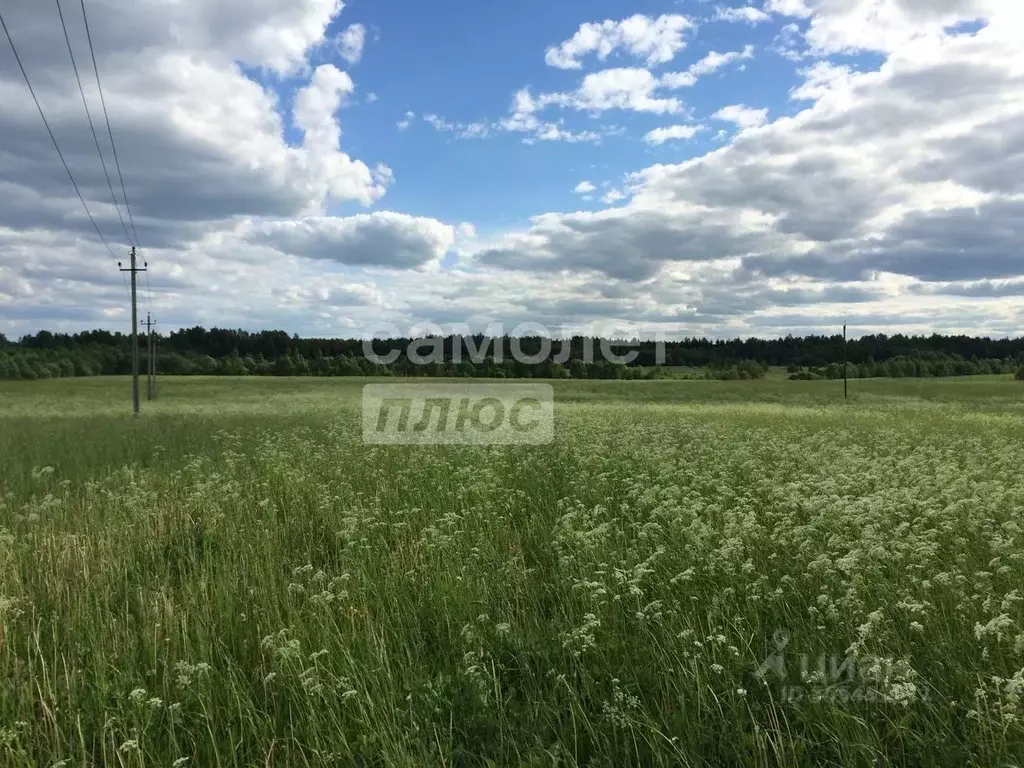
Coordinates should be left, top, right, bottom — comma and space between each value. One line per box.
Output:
1, 376, 1023, 766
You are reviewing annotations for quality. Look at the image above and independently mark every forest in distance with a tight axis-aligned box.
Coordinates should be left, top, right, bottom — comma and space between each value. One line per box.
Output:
2, 327, 1024, 381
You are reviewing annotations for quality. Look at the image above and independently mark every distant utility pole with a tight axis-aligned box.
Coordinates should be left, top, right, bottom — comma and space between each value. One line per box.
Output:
118, 247, 147, 415
143, 312, 156, 400
843, 323, 848, 401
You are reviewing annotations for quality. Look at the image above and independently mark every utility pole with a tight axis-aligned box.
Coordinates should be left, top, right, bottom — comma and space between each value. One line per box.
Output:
152, 330, 158, 399
143, 312, 155, 400
118, 247, 146, 415
843, 323, 848, 401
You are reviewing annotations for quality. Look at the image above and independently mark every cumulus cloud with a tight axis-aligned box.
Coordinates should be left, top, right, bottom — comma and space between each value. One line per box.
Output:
495, 89, 602, 143
5, 0, 1024, 339
0, 0, 388, 244
338, 23, 366, 64
764, 0, 813, 18
909, 277, 1024, 298
660, 46, 755, 88
542, 68, 684, 114
293, 64, 353, 149
414, 90, 603, 145
691, 46, 755, 77
503, 46, 753, 128
714, 6, 772, 24
292, 64, 392, 206
768, 0, 1016, 55
713, 104, 769, 128
475, 204, 782, 281
574, 181, 597, 194
467, 11, 1024, 339
771, 22, 811, 61
644, 124, 706, 145
0, 0, 405, 335
544, 14, 692, 70
424, 43, 753, 142
789, 61, 855, 101
245, 213, 457, 269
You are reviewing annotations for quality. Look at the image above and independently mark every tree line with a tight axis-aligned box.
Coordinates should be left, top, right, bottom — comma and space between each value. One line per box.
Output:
0, 345, 772, 381
2, 327, 1023, 381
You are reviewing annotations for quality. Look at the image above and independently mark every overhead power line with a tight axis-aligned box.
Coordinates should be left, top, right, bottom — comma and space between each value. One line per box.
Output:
54, 0, 134, 248
78, 0, 141, 250
144, 257, 153, 314
76, 0, 148, 313
0, 8, 121, 262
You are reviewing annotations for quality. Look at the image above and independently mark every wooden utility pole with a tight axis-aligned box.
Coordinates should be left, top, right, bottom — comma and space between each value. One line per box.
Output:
143, 312, 155, 400
843, 323, 848, 401
118, 247, 146, 415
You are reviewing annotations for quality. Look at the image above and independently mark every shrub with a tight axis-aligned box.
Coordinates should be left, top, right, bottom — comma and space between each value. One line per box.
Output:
789, 371, 825, 381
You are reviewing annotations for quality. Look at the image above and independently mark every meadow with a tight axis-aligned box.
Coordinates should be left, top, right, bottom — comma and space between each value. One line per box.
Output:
1, 375, 1023, 766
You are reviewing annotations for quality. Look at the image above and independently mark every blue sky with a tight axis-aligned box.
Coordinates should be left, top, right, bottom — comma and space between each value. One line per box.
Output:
298, 0, 816, 230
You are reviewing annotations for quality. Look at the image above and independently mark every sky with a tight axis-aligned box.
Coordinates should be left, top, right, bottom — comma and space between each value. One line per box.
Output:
0, 0, 1022, 341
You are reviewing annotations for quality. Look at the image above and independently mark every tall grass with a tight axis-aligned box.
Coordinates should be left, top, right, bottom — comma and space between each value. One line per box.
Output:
0, 377, 1022, 766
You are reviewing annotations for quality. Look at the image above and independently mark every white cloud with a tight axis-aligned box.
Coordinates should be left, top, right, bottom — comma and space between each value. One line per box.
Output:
771, 0, 1014, 55
528, 126, 601, 143
338, 23, 366, 64
574, 181, 597, 194
5, 0, 1024, 338
790, 61, 855, 101
764, 0, 813, 17
423, 113, 455, 132
397, 111, 415, 130
292, 64, 392, 206
771, 22, 811, 61
64, 0, 349, 77
171, 0, 348, 76
644, 124, 706, 145
471, 13, 1024, 334
246, 212, 456, 269
692, 46, 755, 76
0, 0, 402, 335
422, 113, 492, 140
496, 89, 603, 143
293, 64, 354, 151
714, 6, 771, 24
459, 122, 490, 139
545, 14, 692, 70
713, 104, 769, 128
450, 44, 751, 139
546, 68, 684, 114
661, 46, 755, 88
0, 1, 388, 241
